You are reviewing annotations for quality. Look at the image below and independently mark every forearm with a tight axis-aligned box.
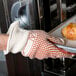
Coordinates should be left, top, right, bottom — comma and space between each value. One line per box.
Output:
0, 34, 9, 50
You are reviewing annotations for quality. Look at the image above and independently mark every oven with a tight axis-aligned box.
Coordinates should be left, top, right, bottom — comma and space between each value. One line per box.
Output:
0, 0, 76, 76
66, 0, 76, 18
2, 0, 76, 32
1, 0, 76, 32
43, 15, 76, 76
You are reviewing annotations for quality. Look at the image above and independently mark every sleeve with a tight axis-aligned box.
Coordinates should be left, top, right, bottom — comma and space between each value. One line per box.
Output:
4, 21, 30, 55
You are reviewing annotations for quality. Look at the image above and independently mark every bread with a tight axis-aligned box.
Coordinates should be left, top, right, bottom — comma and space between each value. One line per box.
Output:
61, 23, 76, 40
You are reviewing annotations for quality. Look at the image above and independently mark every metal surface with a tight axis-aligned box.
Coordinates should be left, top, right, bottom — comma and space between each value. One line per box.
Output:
37, 0, 44, 29
11, 1, 31, 29
11, 0, 38, 29
56, 0, 67, 22
56, 44, 76, 53
2, 0, 10, 29
11, 1, 21, 21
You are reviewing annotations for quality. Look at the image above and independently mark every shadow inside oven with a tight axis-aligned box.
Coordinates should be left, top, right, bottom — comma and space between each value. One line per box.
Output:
43, 57, 76, 76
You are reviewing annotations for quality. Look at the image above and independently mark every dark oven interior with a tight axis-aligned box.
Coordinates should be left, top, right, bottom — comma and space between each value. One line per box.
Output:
43, 57, 76, 76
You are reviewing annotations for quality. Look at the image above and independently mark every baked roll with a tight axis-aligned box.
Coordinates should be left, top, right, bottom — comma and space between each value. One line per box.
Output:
61, 23, 76, 40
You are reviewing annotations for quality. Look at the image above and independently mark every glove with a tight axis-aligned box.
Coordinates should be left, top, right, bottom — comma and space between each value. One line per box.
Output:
5, 21, 30, 54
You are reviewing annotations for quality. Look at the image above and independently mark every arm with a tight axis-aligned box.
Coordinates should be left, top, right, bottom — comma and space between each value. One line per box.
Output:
0, 31, 74, 59
0, 34, 8, 50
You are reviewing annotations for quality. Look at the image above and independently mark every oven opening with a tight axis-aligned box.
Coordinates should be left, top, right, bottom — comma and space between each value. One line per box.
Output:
43, 57, 76, 76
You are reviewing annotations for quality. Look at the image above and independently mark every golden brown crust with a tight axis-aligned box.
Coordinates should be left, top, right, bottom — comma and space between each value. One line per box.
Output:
61, 23, 76, 40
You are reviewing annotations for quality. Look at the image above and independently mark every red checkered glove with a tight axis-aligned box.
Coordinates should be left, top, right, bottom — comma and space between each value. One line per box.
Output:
21, 30, 74, 60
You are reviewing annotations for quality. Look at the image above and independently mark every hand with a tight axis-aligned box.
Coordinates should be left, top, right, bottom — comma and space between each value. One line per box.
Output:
47, 36, 65, 45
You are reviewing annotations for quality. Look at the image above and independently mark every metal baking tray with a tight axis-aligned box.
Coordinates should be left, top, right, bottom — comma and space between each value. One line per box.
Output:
48, 15, 76, 53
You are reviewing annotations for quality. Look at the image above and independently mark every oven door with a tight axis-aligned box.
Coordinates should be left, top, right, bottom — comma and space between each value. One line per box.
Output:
66, 0, 76, 18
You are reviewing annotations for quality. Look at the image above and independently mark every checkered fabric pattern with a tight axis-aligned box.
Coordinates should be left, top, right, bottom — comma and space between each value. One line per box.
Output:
21, 30, 74, 60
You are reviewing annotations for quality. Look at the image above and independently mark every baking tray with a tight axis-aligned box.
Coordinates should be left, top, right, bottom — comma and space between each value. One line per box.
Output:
48, 15, 76, 53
